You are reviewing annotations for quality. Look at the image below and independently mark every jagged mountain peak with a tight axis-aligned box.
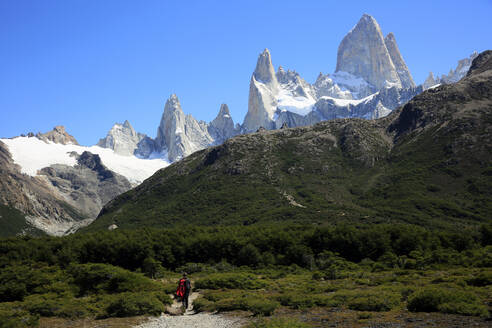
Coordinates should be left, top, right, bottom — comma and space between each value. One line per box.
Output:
97, 120, 153, 157
253, 48, 277, 85
336, 14, 401, 91
384, 32, 396, 42
384, 32, 415, 88
352, 13, 381, 34
209, 103, 237, 143
217, 103, 231, 117
165, 94, 182, 111
423, 51, 481, 89
423, 72, 438, 90
123, 120, 132, 128
360, 13, 378, 24
155, 93, 214, 161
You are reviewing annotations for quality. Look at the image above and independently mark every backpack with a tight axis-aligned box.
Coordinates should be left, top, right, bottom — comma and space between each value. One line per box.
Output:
176, 278, 187, 298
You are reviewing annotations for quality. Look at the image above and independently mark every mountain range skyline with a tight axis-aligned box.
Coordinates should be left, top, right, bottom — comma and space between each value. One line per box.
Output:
2, 43, 479, 148
1, 1, 491, 146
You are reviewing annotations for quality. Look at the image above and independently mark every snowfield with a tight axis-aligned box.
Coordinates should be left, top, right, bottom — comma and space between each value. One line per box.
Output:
319, 92, 377, 107
1, 137, 170, 185
277, 88, 316, 116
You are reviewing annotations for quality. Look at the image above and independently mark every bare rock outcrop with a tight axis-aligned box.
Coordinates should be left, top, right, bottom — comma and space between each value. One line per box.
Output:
36, 126, 79, 145
155, 94, 214, 162
384, 32, 415, 88
97, 120, 154, 156
336, 14, 402, 91
242, 49, 279, 132
208, 104, 238, 144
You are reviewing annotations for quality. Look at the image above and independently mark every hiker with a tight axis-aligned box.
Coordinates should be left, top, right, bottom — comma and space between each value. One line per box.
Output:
176, 272, 192, 309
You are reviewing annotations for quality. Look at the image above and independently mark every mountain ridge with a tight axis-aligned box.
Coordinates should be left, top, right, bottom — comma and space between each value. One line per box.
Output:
0, 14, 485, 236
87, 50, 492, 232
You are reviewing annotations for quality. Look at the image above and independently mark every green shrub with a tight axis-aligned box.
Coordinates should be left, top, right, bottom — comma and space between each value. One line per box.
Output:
438, 302, 489, 317
466, 272, 492, 287
408, 287, 488, 316
104, 292, 165, 317
0, 264, 66, 302
192, 297, 215, 312
357, 312, 373, 319
195, 273, 267, 290
152, 291, 172, 306
277, 294, 312, 309
68, 263, 161, 295
142, 257, 164, 278
244, 298, 279, 316
247, 317, 310, 328
23, 293, 91, 318
316, 251, 357, 271
162, 282, 178, 294
400, 287, 415, 301
194, 291, 278, 316
347, 292, 400, 312
311, 271, 323, 281
276, 293, 339, 309
0, 304, 39, 328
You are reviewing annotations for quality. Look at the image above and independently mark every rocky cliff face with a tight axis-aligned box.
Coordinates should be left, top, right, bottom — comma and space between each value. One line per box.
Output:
441, 51, 479, 83
0, 140, 132, 235
313, 73, 353, 99
39, 151, 132, 221
274, 84, 422, 128
208, 104, 238, 144
155, 94, 215, 162
336, 14, 401, 91
97, 120, 154, 156
36, 126, 79, 145
241, 15, 422, 133
423, 72, 438, 90
384, 32, 415, 88
243, 49, 280, 132
96, 96, 238, 163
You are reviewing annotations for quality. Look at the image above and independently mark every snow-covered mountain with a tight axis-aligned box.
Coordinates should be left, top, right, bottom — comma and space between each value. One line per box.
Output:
0, 128, 170, 235
97, 14, 475, 162
241, 14, 422, 133
2, 135, 168, 185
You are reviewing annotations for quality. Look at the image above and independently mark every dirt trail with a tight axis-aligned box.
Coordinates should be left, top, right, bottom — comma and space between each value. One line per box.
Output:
134, 292, 244, 328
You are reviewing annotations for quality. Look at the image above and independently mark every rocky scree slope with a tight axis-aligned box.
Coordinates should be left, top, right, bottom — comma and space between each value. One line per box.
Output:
88, 51, 492, 232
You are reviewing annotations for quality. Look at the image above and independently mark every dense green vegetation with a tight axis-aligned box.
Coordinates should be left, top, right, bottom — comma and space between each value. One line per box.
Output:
0, 205, 44, 238
88, 119, 492, 231
0, 262, 171, 327
0, 223, 491, 326
2, 224, 491, 272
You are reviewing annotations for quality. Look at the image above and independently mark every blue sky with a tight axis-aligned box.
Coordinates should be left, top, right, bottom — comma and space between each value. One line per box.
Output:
1, 0, 491, 145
